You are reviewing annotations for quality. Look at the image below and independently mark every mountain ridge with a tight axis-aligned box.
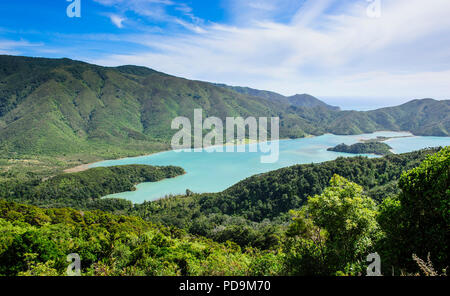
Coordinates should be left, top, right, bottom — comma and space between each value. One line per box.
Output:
0, 55, 449, 159
214, 83, 340, 110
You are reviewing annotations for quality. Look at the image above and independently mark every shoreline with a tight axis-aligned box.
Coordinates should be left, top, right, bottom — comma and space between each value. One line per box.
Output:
63, 137, 299, 173
62, 130, 416, 174
64, 164, 91, 173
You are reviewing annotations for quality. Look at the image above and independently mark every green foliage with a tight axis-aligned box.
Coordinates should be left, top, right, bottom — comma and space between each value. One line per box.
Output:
216, 84, 340, 110
378, 146, 450, 273
284, 175, 380, 275
0, 199, 278, 276
328, 142, 393, 155
206, 149, 436, 220
247, 250, 284, 276
18, 253, 59, 276
1, 165, 185, 211
0, 55, 313, 157
0, 148, 448, 276
127, 149, 438, 252
0, 55, 449, 277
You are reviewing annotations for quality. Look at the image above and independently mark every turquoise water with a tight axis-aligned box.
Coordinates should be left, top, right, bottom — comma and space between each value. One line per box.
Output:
90, 132, 450, 203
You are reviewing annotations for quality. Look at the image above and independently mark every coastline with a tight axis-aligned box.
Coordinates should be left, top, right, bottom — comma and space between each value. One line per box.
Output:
61, 130, 416, 174
62, 136, 300, 173
67, 131, 449, 203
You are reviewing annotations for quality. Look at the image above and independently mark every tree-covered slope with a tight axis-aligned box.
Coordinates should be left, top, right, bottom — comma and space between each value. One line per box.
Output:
219, 149, 438, 220
1, 147, 447, 276
378, 146, 450, 272
0, 55, 449, 160
0, 164, 185, 211
287, 94, 340, 110
0, 56, 310, 157
2, 147, 440, 251
0, 199, 274, 276
366, 99, 450, 136
130, 149, 440, 232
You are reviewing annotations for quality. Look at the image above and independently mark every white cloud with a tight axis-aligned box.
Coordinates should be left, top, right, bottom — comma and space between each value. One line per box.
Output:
94, 0, 203, 30
108, 14, 126, 28
225, 0, 304, 24
175, 19, 206, 34
90, 0, 450, 101
291, 0, 335, 26
0, 39, 43, 55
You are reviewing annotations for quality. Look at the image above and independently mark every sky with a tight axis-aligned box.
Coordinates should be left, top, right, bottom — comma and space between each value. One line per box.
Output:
0, 0, 449, 109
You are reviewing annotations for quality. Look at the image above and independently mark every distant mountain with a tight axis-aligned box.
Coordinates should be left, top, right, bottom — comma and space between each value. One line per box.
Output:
287, 94, 340, 110
366, 99, 450, 136
0, 55, 319, 156
0, 55, 448, 158
318, 99, 450, 136
215, 83, 340, 110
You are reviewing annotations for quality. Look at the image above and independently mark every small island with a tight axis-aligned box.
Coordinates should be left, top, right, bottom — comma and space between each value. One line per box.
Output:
327, 142, 393, 155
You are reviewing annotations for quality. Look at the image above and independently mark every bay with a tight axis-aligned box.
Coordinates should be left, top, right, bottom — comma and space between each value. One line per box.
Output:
90, 131, 450, 203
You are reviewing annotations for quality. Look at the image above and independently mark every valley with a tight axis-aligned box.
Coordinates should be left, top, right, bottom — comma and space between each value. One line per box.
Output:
0, 55, 449, 277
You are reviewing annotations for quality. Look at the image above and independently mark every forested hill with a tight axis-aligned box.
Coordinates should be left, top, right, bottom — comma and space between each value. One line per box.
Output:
0, 55, 302, 157
214, 84, 340, 110
327, 142, 393, 155
130, 148, 440, 229
0, 55, 449, 160
0, 164, 185, 210
1, 147, 448, 276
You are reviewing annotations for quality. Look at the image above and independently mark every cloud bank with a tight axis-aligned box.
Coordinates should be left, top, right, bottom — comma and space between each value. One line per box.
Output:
1, 0, 449, 104
89, 0, 450, 101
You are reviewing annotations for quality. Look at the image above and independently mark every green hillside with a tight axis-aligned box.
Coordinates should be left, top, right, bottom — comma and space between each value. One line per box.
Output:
3, 148, 440, 252
1, 147, 448, 276
129, 149, 439, 231
287, 94, 340, 110
215, 84, 340, 110
0, 55, 310, 158
216, 84, 450, 135
367, 99, 450, 136
327, 142, 393, 155
0, 199, 271, 276
0, 164, 184, 211
1, 55, 449, 163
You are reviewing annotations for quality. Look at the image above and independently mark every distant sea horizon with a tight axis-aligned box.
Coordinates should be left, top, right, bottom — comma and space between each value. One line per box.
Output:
320, 96, 448, 111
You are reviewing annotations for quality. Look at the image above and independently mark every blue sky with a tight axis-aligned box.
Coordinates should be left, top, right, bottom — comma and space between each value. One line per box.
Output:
1, 0, 449, 109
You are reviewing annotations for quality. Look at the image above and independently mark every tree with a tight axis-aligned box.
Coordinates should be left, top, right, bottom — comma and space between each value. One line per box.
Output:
285, 175, 381, 275
378, 146, 449, 273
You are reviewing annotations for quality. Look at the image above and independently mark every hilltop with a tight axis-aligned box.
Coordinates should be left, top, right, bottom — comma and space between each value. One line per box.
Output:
214, 84, 340, 110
